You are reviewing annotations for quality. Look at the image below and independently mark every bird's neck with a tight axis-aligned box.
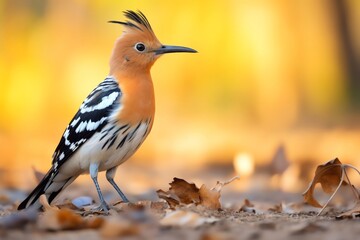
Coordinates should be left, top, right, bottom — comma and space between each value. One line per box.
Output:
112, 71, 155, 127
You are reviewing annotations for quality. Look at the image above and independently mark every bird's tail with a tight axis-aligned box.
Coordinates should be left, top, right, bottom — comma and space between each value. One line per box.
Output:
17, 169, 75, 210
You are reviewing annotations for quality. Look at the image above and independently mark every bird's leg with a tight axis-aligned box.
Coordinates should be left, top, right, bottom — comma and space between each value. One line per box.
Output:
89, 163, 110, 212
106, 166, 129, 203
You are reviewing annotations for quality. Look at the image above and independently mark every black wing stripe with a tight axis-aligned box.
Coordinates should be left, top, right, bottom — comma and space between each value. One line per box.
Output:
51, 76, 121, 172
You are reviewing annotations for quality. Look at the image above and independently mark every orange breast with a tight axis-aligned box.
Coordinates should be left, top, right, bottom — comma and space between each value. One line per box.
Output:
114, 73, 155, 127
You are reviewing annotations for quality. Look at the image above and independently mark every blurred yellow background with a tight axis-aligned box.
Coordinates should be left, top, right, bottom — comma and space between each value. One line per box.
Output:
1, 0, 360, 191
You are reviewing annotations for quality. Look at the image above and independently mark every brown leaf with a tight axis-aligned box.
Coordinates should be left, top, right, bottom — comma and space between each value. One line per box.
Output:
200, 176, 238, 210
55, 209, 85, 230
157, 178, 200, 208
158, 177, 238, 210
317, 159, 345, 193
303, 158, 346, 208
156, 189, 179, 209
303, 158, 360, 216
199, 184, 221, 210
38, 194, 104, 231
169, 178, 200, 204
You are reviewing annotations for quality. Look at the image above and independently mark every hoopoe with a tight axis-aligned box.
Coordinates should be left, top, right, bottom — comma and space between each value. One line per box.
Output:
18, 10, 196, 211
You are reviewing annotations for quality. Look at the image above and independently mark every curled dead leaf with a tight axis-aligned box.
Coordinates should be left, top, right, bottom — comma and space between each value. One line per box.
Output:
156, 189, 179, 209
157, 177, 238, 210
303, 158, 347, 208
169, 178, 200, 204
303, 158, 360, 215
199, 184, 221, 210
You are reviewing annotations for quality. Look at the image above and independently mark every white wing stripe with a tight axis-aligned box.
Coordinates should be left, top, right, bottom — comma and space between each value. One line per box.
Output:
80, 92, 120, 113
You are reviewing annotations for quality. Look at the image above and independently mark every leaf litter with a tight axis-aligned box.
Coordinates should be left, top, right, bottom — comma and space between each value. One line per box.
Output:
157, 176, 239, 210
1, 159, 360, 239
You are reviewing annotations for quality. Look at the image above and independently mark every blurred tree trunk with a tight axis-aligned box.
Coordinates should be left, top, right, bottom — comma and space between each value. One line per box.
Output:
332, 0, 360, 107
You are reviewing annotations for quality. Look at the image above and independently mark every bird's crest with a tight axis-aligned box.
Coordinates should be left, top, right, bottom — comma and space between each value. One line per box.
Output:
109, 10, 153, 33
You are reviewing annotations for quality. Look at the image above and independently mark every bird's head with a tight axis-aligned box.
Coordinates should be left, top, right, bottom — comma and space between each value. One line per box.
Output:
109, 10, 197, 75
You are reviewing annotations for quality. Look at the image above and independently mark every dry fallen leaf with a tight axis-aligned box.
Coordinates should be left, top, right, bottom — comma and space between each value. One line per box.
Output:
200, 176, 239, 210
199, 184, 221, 210
303, 158, 360, 214
169, 178, 200, 204
37, 194, 103, 231
157, 177, 238, 210
156, 189, 180, 209
160, 209, 217, 227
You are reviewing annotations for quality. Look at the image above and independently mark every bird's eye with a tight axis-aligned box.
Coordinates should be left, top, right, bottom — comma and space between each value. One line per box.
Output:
135, 43, 146, 52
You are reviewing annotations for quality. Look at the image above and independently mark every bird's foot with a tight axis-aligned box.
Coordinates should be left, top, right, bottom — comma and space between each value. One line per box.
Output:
94, 201, 110, 212
82, 201, 110, 216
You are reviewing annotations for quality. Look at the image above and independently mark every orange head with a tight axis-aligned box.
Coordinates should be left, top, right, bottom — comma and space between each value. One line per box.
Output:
108, 10, 197, 75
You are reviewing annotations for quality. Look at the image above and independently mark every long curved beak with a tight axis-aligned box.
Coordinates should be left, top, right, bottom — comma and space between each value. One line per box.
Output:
155, 45, 197, 55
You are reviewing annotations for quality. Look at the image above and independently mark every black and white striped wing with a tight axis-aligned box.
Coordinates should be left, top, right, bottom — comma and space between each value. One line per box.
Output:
52, 77, 121, 172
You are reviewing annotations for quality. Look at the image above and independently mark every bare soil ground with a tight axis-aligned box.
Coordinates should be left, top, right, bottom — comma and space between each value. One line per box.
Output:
1, 163, 359, 240
1, 187, 359, 240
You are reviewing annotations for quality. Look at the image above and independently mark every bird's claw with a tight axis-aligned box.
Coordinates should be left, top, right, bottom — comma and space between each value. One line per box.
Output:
82, 202, 110, 216
95, 201, 110, 211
